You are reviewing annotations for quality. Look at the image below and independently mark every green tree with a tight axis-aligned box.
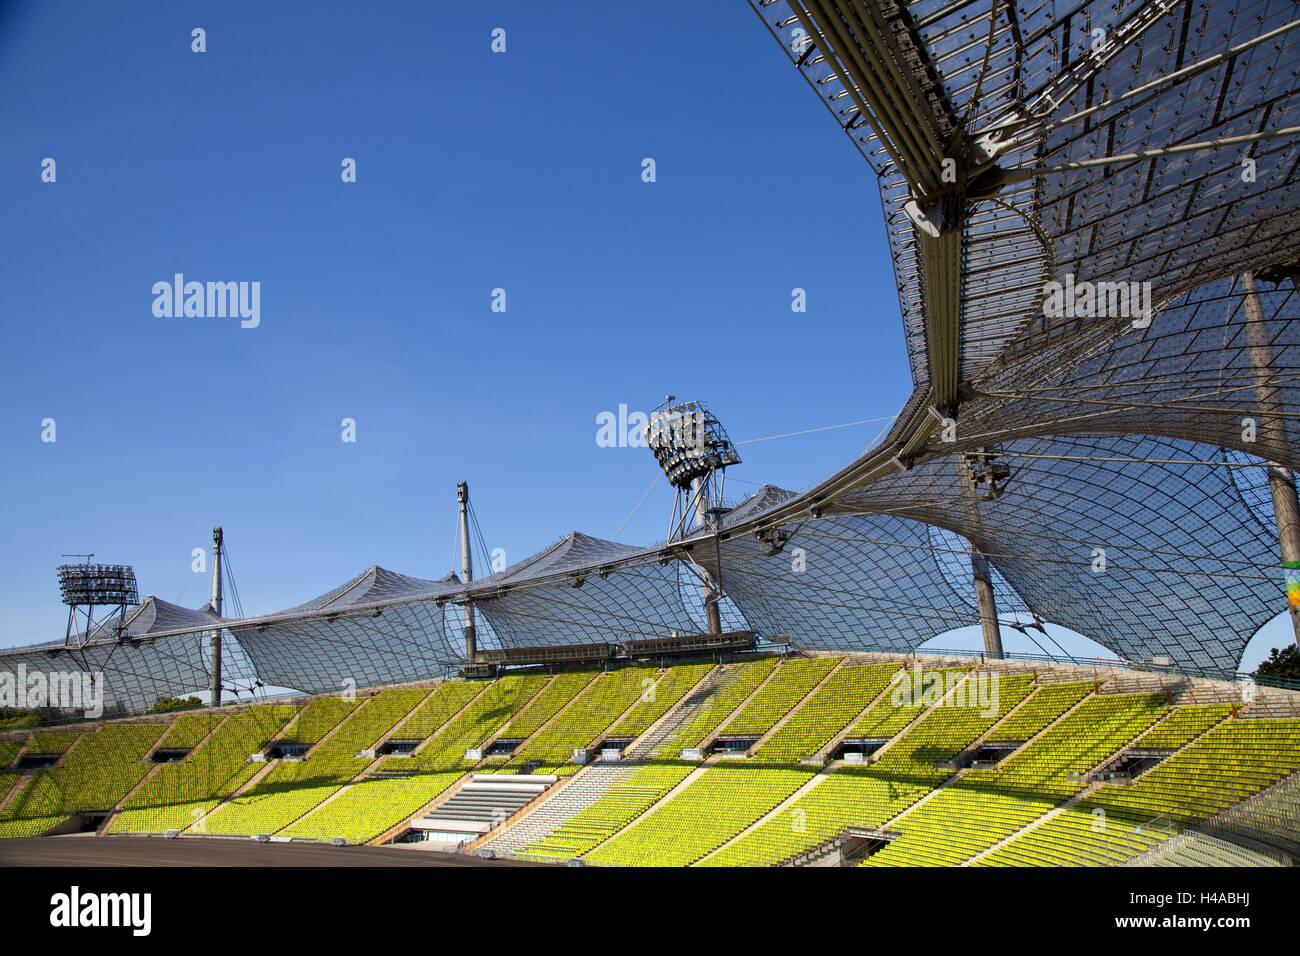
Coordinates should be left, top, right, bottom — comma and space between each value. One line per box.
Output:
0, 709, 43, 730
1255, 645, 1300, 680
146, 695, 204, 714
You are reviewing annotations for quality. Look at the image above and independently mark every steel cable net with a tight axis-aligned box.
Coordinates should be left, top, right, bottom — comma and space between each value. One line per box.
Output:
750, 0, 1300, 387
940, 276, 1300, 466
229, 567, 464, 696
947, 0, 1300, 376
2, 598, 220, 714
833, 431, 1282, 671
701, 512, 1014, 653
669, 485, 1028, 652
926, 523, 1032, 619
471, 533, 710, 647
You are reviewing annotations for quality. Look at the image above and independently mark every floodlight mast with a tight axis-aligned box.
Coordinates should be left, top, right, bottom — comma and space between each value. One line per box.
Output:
210, 526, 224, 707
57, 557, 139, 648
59, 554, 93, 646
646, 400, 741, 634
458, 481, 477, 662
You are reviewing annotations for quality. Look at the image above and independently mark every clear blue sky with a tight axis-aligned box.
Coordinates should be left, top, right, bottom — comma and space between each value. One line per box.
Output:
0, 0, 1289, 671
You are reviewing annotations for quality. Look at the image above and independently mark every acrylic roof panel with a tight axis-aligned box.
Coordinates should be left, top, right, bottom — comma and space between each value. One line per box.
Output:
230, 599, 460, 697
748, 0, 1300, 391
831, 431, 1281, 670
701, 505, 1030, 652
914, 275, 1300, 470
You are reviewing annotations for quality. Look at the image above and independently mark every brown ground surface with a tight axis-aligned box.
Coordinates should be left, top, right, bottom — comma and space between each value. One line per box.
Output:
0, 835, 548, 867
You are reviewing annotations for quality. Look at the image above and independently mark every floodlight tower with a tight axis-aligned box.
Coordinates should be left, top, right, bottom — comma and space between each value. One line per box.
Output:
57, 556, 139, 646
645, 399, 742, 634
457, 481, 478, 662
210, 527, 224, 707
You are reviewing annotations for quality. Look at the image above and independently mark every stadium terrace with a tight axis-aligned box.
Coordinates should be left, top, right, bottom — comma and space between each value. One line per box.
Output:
3, 0, 1300, 871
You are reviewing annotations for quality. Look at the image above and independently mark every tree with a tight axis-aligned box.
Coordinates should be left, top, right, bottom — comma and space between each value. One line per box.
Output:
1255, 645, 1300, 680
0, 710, 42, 730
146, 695, 203, 715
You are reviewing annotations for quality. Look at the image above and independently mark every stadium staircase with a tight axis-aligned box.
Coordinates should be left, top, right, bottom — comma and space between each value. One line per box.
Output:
183, 698, 364, 835
964, 781, 1106, 865
189, 749, 283, 833
392, 681, 496, 764
629, 664, 730, 759
848, 668, 974, 764
411, 773, 558, 845
101, 765, 165, 835
781, 832, 847, 867
963, 702, 1226, 866
1242, 694, 1300, 718
101, 713, 231, 835
957, 703, 1192, 864
561, 760, 714, 859
978, 680, 1098, 762
459, 672, 564, 761
775, 679, 1097, 865
1131, 831, 1286, 866
0, 774, 33, 814
778, 821, 903, 867
1194, 769, 1300, 856
693, 661, 785, 754
946, 674, 1056, 765
494, 669, 604, 769
363, 685, 438, 754
477, 763, 632, 856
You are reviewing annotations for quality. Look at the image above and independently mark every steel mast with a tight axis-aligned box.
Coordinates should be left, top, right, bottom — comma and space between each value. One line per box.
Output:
210, 526, 224, 706
457, 481, 478, 661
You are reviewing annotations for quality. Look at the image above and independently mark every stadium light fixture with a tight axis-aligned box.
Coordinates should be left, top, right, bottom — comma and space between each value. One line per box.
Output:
56, 560, 139, 648
57, 563, 139, 608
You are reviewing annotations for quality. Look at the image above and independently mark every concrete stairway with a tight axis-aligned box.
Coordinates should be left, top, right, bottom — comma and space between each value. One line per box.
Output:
413, 774, 555, 844
480, 764, 632, 856
629, 665, 735, 760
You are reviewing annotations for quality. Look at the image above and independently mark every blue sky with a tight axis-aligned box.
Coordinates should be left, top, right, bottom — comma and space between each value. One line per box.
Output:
0, 0, 1290, 671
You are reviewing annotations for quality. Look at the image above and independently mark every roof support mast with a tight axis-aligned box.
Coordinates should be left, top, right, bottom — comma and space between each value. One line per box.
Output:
970, 549, 1003, 660
457, 481, 478, 662
692, 476, 724, 635
210, 526, 223, 707
1242, 271, 1300, 648
959, 458, 1004, 660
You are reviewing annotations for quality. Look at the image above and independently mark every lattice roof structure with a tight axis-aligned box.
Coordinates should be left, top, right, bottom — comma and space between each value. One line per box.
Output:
5, 0, 1300, 711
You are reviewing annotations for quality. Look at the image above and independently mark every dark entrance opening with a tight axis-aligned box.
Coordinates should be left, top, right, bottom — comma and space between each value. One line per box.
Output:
377, 739, 421, 755
709, 737, 759, 754
831, 738, 889, 760
958, 743, 1021, 768
1102, 750, 1172, 781
16, 754, 60, 770
266, 743, 310, 759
